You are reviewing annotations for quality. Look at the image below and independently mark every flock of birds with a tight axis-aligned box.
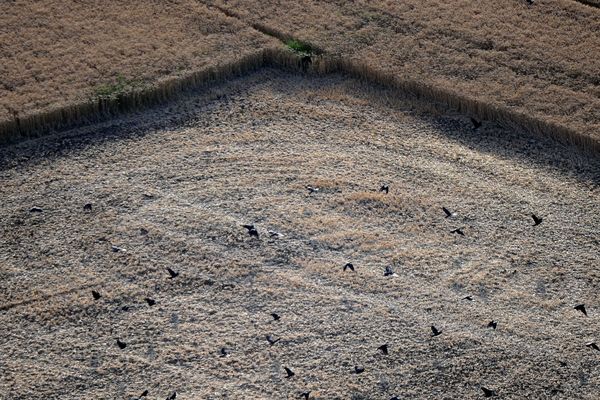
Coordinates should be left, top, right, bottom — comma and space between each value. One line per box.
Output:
24, 115, 587, 398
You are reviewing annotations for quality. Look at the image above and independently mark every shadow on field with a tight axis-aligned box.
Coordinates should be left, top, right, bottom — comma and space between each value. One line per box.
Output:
0, 67, 598, 186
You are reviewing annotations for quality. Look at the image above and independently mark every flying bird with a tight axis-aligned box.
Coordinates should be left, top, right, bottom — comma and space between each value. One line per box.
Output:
306, 185, 319, 194
462, 295, 473, 301
271, 313, 281, 321
470, 117, 482, 130
83, 203, 93, 212
531, 214, 543, 226
431, 325, 443, 336
450, 227, 465, 236
140, 228, 149, 235
220, 348, 229, 357
384, 266, 397, 277
526, 0, 534, 4
266, 335, 280, 346
354, 366, 365, 374
145, 298, 156, 306
284, 367, 295, 378
111, 245, 124, 252
390, 397, 400, 400
574, 304, 587, 316
378, 344, 389, 355
242, 224, 259, 238
139, 390, 149, 398
343, 263, 355, 272
166, 267, 179, 279
442, 207, 456, 218
29, 206, 43, 213
92, 290, 101, 301
481, 387, 497, 397
487, 321, 497, 330
268, 230, 284, 238
116, 339, 127, 349
300, 392, 311, 399
586, 342, 600, 351
380, 184, 389, 194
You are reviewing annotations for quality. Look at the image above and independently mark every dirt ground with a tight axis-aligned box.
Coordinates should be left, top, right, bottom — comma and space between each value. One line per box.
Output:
1, 69, 599, 399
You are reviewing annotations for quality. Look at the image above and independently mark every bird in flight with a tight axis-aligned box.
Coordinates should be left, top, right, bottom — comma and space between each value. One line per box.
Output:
378, 344, 389, 355
29, 206, 43, 213
487, 321, 497, 330
111, 245, 124, 253
242, 224, 259, 238
220, 348, 229, 357
384, 266, 397, 277
116, 339, 127, 349
166, 267, 179, 279
586, 342, 600, 351
450, 227, 465, 236
139, 390, 149, 398
145, 298, 156, 306
140, 228, 149, 235
266, 335, 280, 345
574, 304, 587, 316
462, 295, 473, 301
300, 392, 311, 399
442, 207, 456, 218
431, 325, 443, 336
306, 185, 319, 194
271, 312, 281, 321
482, 387, 496, 397
531, 214, 543, 226
83, 203, 93, 212
343, 263, 355, 272
380, 184, 389, 194
92, 290, 101, 301
268, 230, 284, 238
354, 366, 365, 374
284, 367, 295, 378
470, 117, 482, 130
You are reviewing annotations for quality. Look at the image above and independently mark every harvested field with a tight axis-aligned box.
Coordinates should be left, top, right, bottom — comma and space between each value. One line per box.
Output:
0, 0, 277, 123
1, 69, 599, 399
205, 0, 600, 145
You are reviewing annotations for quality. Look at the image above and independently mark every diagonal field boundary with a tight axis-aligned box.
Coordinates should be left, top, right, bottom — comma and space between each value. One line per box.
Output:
0, 11, 598, 155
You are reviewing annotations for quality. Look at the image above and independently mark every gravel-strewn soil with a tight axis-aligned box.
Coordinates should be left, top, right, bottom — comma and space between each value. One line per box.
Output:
1, 69, 599, 399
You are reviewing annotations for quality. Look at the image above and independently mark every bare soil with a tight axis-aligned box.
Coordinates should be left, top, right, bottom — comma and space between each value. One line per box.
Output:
1, 69, 599, 399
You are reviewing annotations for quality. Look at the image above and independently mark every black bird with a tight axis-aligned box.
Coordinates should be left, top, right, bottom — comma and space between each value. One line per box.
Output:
271, 313, 281, 321
140, 228, 149, 235
450, 227, 465, 236
482, 387, 496, 397
586, 342, 600, 351
145, 298, 156, 306
442, 207, 456, 218
531, 214, 543, 226
166, 392, 177, 400
220, 347, 229, 357
575, 304, 587, 316
116, 339, 127, 349
431, 325, 442, 336
166, 267, 179, 279
526, 0, 534, 4
284, 367, 295, 378
462, 295, 474, 301
470, 117, 482, 130
266, 335, 280, 345
268, 230, 284, 238
354, 366, 365, 374
242, 224, 259, 238
378, 344, 389, 355
111, 245, 124, 252
83, 203, 93, 212
121, 306, 130, 312
139, 390, 149, 398
390, 397, 400, 400
384, 266, 396, 277
92, 290, 101, 301
300, 392, 311, 399
29, 206, 43, 212
487, 320, 497, 330
306, 185, 319, 194
380, 184, 389, 194
343, 262, 355, 272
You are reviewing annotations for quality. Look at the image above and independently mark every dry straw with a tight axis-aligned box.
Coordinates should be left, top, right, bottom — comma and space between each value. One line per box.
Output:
1, 45, 598, 155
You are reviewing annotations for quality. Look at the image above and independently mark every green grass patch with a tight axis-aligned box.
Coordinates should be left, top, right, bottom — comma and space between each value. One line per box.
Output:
92, 75, 146, 100
285, 39, 315, 55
